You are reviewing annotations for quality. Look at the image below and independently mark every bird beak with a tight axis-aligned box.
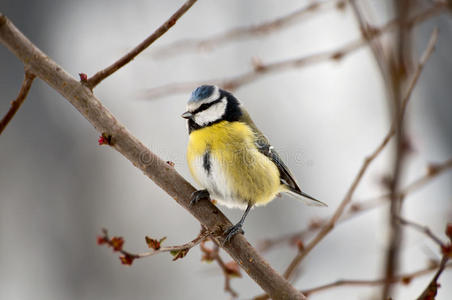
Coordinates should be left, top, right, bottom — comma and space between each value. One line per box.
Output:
181, 111, 193, 119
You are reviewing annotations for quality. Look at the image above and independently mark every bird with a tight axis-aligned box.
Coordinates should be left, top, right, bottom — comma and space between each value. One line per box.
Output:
182, 85, 326, 243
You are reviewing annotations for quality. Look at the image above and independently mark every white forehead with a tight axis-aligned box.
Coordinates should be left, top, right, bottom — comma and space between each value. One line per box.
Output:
187, 86, 220, 112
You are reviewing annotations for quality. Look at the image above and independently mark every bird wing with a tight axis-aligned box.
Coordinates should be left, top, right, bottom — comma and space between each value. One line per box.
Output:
239, 108, 326, 207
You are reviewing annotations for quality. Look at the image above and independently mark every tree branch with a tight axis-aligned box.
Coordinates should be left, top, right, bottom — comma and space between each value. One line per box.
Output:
302, 262, 452, 297
152, 0, 342, 58
415, 222, 452, 299
397, 217, 446, 248
200, 240, 241, 298
254, 261, 452, 299
349, 0, 392, 95
0, 69, 35, 135
259, 158, 452, 253
281, 25, 439, 282
142, 2, 447, 100
0, 13, 306, 300
416, 256, 450, 300
85, 0, 198, 89
381, 2, 430, 296
98, 228, 210, 265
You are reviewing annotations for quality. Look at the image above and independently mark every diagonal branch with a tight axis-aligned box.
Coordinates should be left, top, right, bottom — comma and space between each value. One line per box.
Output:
416, 223, 452, 299
99, 228, 210, 264
0, 69, 35, 135
0, 13, 306, 300
142, 2, 447, 100
152, 0, 342, 58
416, 256, 450, 300
255, 259, 452, 300
349, 0, 391, 93
259, 158, 452, 253
85, 0, 198, 89
301, 262, 452, 297
397, 216, 445, 248
200, 240, 241, 298
281, 26, 439, 281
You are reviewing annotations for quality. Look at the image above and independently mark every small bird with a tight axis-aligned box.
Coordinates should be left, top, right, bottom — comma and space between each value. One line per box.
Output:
182, 85, 326, 243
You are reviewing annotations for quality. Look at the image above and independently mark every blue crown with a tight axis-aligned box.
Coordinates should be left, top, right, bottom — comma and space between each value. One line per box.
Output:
189, 85, 215, 102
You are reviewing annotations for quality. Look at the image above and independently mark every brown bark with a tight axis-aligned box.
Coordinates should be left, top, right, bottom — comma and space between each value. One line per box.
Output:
0, 13, 306, 300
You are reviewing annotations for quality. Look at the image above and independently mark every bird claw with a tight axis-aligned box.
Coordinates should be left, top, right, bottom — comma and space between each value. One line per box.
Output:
223, 223, 245, 245
189, 189, 210, 207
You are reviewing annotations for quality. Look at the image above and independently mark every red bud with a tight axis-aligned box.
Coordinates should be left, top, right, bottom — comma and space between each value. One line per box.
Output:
119, 255, 134, 265
79, 73, 88, 82
111, 237, 124, 252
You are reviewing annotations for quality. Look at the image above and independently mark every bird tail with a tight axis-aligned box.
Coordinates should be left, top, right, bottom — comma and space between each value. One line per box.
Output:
284, 187, 327, 207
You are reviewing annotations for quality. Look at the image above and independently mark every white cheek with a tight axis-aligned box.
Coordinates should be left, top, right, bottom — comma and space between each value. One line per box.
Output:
194, 98, 227, 126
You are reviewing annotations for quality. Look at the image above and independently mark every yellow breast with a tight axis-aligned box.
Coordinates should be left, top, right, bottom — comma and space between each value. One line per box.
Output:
187, 121, 281, 207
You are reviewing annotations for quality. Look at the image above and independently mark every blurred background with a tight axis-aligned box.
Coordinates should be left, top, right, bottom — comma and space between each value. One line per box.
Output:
1, 0, 451, 299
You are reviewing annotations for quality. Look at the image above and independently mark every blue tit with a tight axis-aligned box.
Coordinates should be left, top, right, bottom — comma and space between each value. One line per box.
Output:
182, 85, 326, 243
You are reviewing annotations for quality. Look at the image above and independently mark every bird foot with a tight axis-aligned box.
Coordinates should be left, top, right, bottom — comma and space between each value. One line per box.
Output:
223, 223, 245, 245
189, 189, 210, 207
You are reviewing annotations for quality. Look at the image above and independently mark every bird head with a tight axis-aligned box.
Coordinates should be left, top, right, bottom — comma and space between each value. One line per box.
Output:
182, 85, 242, 128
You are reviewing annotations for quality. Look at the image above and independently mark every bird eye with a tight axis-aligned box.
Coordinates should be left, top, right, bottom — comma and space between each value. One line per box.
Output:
198, 103, 211, 111
193, 99, 222, 114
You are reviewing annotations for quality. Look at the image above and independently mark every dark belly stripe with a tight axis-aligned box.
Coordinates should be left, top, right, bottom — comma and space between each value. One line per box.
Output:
203, 150, 211, 175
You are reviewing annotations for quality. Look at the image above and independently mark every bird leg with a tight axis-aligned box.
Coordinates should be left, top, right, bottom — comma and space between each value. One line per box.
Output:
189, 189, 210, 207
223, 203, 253, 244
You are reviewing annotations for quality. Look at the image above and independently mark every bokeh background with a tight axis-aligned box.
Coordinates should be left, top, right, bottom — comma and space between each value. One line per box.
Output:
1, 0, 451, 299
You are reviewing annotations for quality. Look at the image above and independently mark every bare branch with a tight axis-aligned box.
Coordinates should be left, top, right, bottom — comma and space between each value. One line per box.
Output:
99, 228, 210, 265
403, 159, 452, 194
152, 0, 342, 58
0, 14, 306, 300
85, 0, 198, 89
401, 27, 438, 116
349, 0, 392, 93
380, 1, 435, 294
259, 158, 452, 253
0, 70, 35, 135
416, 222, 452, 299
416, 256, 450, 300
303, 262, 452, 297
200, 240, 241, 298
138, 230, 209, 259
397, 217, 446, 248
282, 25, 439, 281
254, 262, 452, 299
142, 2, 447, 100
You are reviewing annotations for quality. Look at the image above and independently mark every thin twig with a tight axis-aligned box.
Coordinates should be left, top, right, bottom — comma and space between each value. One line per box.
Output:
0, 70, 35, 135
253, 262, 452, 300
416, 256, 450, 300
152, 0, 342, 58
142, 2, 446, 100
201, 241, 240, 298
0, 14, 306, 300
100, 228, 210, 262
401, 27, 438, 116
349, 0, 391, 92
303, 262, 452, 296
138, 230, 209, 258
85, 0, 198, 89
258, 158, 452, 252
281, 25, 439, 281
397, 216, 446, 248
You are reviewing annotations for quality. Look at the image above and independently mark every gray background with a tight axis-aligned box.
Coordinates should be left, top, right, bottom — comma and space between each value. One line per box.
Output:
1, 0, 451, 299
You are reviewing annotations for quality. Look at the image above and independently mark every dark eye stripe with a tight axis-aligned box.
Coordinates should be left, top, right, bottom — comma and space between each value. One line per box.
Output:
192, 99, 222, 115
